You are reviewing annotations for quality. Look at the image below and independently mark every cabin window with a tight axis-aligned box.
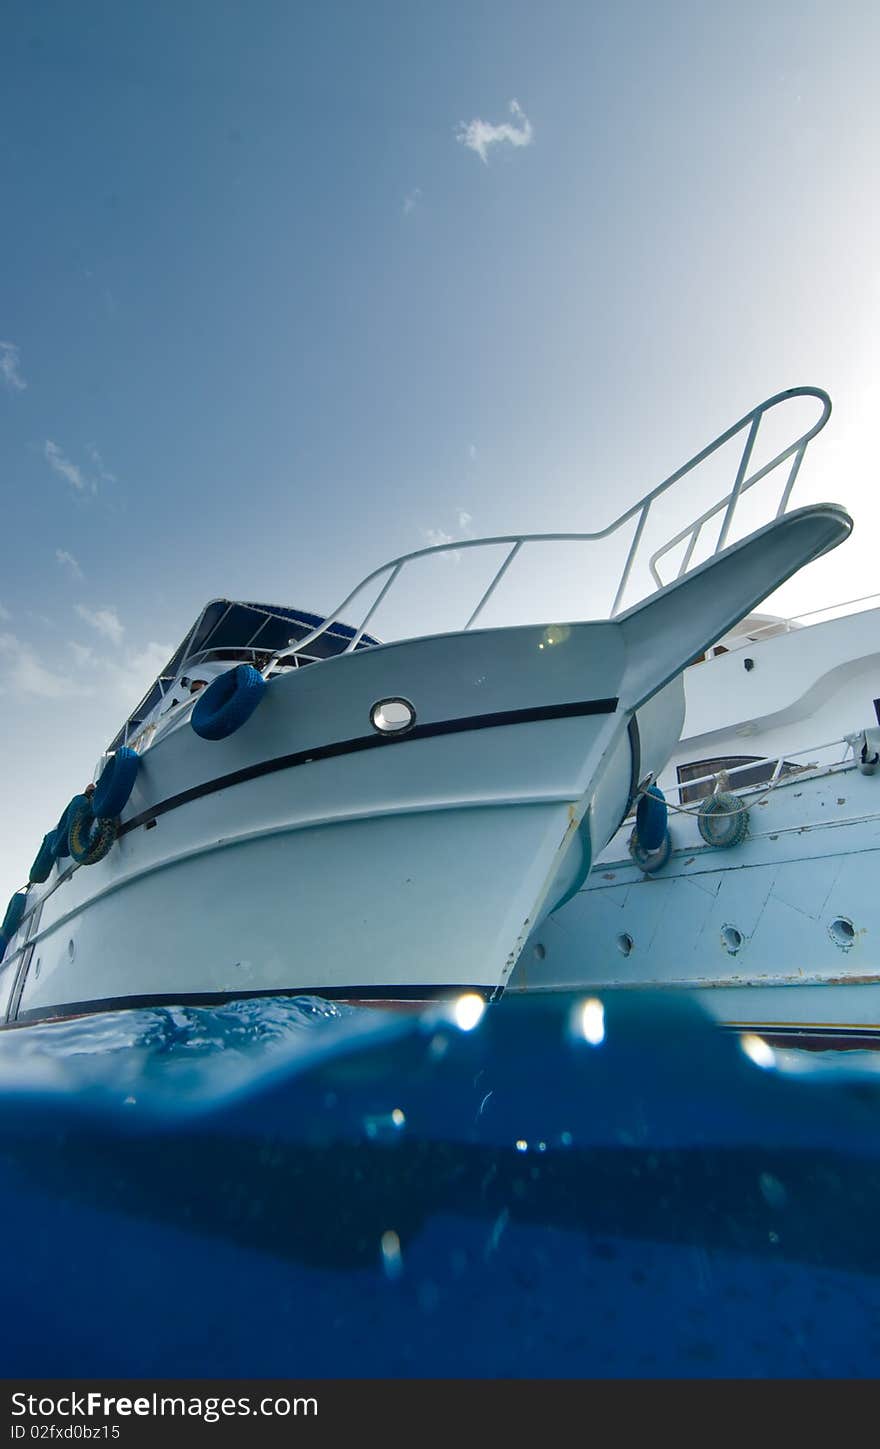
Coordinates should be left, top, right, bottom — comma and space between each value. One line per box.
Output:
676, 754, 797, 804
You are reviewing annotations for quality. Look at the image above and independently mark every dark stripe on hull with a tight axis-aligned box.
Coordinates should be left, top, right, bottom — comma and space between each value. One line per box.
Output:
119, 696, 619, 836
8, 983, 493, 1028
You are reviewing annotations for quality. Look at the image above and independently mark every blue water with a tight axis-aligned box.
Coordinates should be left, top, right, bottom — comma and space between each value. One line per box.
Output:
2, 988, 880, 1377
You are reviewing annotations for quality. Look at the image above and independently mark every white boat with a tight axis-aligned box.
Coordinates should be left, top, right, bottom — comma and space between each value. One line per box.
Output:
0, 387, 851, 1026
510, 590, 880, 1047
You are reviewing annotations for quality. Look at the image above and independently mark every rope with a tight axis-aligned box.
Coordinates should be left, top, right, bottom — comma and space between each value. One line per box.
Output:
644, 754, 855, 821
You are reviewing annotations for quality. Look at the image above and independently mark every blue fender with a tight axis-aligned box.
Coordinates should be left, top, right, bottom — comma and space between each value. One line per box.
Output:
92, 747, 140, 819
635, 785, 668, 851
68, 795, 118, 866
1, 891, 27, 941
29, 832, 58, 884
51, 798, 80, 861
191, 665, 267, 742
628, 826, 672, 873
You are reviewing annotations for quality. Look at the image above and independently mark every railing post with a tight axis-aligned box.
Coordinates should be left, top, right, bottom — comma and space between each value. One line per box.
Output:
346, 562, 404, 653
464, 542, 523, 630
775, 440, 807, 517
717, 411, 761, 552
611, 501, 650, 617
677, 522, 702, 578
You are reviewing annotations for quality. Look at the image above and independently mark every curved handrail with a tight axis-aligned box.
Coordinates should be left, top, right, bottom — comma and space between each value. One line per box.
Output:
647, 387, 831, 589
264, 387, 832, 670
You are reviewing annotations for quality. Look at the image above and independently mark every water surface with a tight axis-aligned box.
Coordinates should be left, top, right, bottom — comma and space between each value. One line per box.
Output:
1, 989, 879, 1376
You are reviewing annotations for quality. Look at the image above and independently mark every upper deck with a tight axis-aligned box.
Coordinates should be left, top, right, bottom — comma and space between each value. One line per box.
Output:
110, 386, 836, 754
108, 598, 379, 753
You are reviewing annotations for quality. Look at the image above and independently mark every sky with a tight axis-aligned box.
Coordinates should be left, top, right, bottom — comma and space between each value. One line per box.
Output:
2, 0, 880, 900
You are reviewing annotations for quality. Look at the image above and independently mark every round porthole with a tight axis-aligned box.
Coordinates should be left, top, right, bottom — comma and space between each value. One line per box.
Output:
721, 925, 743, 955
616, 932, 634, 957
533, 942, 547, 961
829, 916, 855, 949
370, 698, 416, 735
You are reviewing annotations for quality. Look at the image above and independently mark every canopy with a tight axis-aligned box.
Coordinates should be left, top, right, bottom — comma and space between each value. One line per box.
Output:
107, 598, 379, 753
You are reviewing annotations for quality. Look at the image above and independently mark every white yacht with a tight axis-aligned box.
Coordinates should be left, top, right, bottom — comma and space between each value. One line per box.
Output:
511, 591, 880, 1047
0, 388, 852, 1026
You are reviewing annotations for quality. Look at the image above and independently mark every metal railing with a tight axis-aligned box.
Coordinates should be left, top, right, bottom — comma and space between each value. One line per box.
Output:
711, 589, 880, 654
265, 387, 832, 671
665, 734, 859, 808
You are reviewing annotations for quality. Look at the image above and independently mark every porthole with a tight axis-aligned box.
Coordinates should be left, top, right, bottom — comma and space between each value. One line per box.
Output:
370, 698, 416, 735
829, 916, 856, 949
533, 942, 547, 961
721, 925, 743, 955
616, 932, 634, 957
67, 938, 76, 962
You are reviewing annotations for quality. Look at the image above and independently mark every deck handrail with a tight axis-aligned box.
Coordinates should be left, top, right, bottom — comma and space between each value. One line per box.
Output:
666, 733, 859, 804
264, 387, 832, 672
712, 589, 880, 653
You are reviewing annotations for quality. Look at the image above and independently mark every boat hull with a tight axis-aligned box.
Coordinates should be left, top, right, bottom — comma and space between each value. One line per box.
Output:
2, 622, 683, 1024
509, 762, 880, 1044
0, 501, 853, 1026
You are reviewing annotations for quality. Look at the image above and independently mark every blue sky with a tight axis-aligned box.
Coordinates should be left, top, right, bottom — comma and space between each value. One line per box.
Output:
2, 0, 879, 899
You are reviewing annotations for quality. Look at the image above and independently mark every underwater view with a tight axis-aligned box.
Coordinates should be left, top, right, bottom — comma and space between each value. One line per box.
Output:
2, 987, 880, 1379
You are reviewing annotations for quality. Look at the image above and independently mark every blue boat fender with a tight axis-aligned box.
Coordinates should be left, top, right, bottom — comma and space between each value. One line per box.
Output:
29, 831, 58, 884
92, 746, 140, 818
635, 785, 668, 851
627, 784, 671, 872
67, 794, 119, 866
51, 797, 82, 861
628, 826, 672, 873
191, 665, 267, 741
1, 890, 27, 942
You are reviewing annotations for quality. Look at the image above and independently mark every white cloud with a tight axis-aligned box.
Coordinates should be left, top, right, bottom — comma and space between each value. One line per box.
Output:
67, 637, 172, 708
403, 187, 422, 216
75, 603, 124, 645
457, 99, 533, 164
468, 444, 477, 461
0, 341, 26, 391
421, 510, 475, 562
422, 526, 455, 549
45, 440, 87, 492
56, 548, 84, 582
0, 625, 170, 710
44, 440, 112, 494
87, 444, 116, 484
0, 633, 80, 699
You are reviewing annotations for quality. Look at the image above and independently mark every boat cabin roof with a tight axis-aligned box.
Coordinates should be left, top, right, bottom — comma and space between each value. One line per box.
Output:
107, 598, 379, 753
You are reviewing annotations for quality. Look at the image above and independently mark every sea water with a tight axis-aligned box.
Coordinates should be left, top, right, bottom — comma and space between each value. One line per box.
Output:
1, 987, 879, 1377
